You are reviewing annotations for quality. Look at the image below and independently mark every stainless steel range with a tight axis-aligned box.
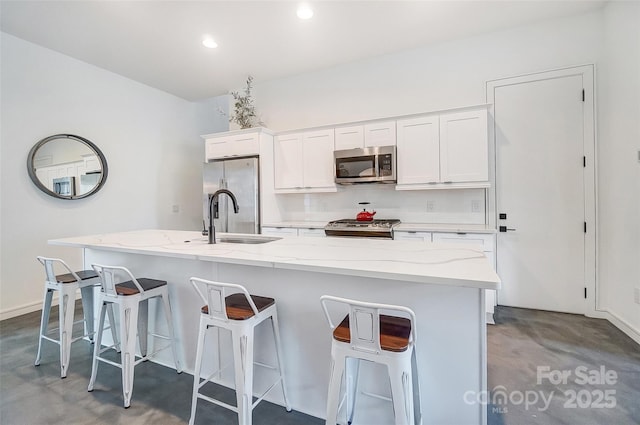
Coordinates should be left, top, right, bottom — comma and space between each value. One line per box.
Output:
324, 219, 401, 239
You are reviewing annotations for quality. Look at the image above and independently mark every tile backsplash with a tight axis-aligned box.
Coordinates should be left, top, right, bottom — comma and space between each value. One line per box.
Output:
271, 186, 486, 224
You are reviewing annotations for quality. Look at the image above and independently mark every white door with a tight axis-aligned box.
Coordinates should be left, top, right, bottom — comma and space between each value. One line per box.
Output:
488, 67, 595, 314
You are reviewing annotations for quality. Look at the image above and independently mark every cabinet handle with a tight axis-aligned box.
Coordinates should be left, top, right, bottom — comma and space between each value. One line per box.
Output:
443, 181, 453, 184
499, 226, 516, 232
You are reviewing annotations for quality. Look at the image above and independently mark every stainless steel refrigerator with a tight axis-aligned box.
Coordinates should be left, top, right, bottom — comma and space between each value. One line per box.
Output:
203, 156, 260, 234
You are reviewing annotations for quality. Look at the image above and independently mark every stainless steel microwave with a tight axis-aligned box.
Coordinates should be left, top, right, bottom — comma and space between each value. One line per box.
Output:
334, 145, 396, 184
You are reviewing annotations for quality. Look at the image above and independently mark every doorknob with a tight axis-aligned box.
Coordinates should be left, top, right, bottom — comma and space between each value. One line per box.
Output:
499, 226, 516, 232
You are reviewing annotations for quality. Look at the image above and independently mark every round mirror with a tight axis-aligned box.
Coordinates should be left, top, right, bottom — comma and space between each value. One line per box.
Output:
27, 134, 108, 200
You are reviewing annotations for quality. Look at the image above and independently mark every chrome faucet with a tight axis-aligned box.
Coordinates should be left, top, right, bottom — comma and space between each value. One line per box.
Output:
208, 189, 240, 244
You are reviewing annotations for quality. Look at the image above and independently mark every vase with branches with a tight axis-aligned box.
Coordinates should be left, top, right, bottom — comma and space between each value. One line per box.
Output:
229, 75, 263, 129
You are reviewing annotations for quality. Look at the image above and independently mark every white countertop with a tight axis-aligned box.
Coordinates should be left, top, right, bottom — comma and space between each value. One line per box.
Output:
263, 221, 496, 233
50, 229, 500, 290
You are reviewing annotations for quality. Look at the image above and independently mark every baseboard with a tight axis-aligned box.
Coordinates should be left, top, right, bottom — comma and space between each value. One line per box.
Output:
0, 295, 59, 321
602, 310, 640, 346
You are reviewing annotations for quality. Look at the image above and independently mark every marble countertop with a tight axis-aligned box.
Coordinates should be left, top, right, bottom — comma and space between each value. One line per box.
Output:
50, 229, 500, 290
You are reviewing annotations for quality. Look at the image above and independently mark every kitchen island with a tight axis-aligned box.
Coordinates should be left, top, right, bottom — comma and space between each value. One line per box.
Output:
50, 229, 500, 425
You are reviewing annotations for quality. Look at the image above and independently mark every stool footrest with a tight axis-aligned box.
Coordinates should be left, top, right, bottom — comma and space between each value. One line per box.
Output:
197, 393, 239, 413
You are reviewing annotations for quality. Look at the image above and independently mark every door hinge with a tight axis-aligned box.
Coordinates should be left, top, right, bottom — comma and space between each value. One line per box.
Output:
584, 222, 587, 233
582, 89, 585, 102
584, 287, 587, 299
583, 156, 586, 167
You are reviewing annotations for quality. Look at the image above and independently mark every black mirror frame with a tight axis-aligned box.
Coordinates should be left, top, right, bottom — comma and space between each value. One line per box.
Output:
27, 134, 109, 200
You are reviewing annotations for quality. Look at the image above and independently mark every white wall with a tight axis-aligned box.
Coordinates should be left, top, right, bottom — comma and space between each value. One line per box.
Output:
0, 33, 226, 319
253, 7, 640, 339
255, 10, 602, 224
598, 2, 640, 336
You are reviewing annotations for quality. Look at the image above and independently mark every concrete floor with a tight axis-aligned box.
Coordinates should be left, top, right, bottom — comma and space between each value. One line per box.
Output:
1, 304, 639, 424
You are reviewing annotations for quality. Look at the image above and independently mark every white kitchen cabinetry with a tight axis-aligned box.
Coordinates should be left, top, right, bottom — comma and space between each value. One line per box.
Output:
393, 230, 432, 242
261, 227, 326, 238
364, 121, 396, 147
396, 107, 489, 190
298, 228, 326, 238
204, 131, 260, 161
274, 129, 336, 193
431, 232, 496, 321
335, 125, 364, 150
396, 115, 440, 185
261, 227, 299, 237
439, 109, 489, 183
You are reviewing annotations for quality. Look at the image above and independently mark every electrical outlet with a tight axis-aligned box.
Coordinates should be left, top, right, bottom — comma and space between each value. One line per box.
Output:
634, 287, 640, 305
426, 201, 435, 212
172, 204, 180, 213
471, 200, 481, 213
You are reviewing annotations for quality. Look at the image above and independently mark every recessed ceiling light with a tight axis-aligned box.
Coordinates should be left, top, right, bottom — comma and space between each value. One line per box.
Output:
297, 3, 313, 20
202, 36, 218, 49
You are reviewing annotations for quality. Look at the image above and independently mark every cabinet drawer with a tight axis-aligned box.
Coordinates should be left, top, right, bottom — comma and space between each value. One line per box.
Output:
298, 228, 326, 238
261, 227, 299, 237
431, 232, 494, 251
393, 231, 432, 242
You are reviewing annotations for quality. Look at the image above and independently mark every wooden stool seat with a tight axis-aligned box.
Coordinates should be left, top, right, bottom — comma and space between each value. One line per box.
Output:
200, 293, 275, 320
333, 314, 411, 352
56, 269, 99, 284
115, 278, 167, 296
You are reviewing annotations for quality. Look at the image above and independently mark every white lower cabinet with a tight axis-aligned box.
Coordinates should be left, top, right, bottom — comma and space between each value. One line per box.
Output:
431, 232, 496, 322
298, 228, 326, 238
260, 227, 299, 237
261, 227, 326, 238
393, 230, 432, 242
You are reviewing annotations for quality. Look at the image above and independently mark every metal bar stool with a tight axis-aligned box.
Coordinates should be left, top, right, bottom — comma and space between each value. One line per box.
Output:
35, 256, 108, 378
320, 295, 422, 425
189, 277, 291, 425
88, 264, 182, 408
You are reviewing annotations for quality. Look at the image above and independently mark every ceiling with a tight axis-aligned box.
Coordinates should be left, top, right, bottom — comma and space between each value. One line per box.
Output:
0, 1, 606, 101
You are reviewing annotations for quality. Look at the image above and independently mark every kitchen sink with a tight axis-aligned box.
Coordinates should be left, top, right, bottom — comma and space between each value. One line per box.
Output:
217, 236, 281, 244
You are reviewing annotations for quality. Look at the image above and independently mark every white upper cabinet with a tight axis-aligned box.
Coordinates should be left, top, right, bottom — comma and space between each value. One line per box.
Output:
396, 106, 489, 190
364, 121, 396, 147
274, 129, 336, 192
439, 109, 488, 183
205, 131, 260, 161
274, 133, 304, 189
335, 125, 364, 150
396, 115, 440, 185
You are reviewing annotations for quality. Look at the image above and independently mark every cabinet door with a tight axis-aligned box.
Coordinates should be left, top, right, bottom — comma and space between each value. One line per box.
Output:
439, 109, 488, 182
396, 115, 440, 184
206, 133, 259, 160
335, 125, 364, 150
364, 121, 396, 147
302, 130, 335, 189
274, 133, 304, 189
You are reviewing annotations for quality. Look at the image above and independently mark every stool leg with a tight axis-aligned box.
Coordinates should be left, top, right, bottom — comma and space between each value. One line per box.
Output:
161, 292, 182, 373
411, 348, 422, 425
325, 351, 346, 425
270, 312, 291, 411
58, 284, 76, 378
106, 303, 120, 352
388, 362, 413, 425
345, 357, 360, 424
35, 287, 54, 367
137, 299, 148, 358
232, 330, 254, 425
88, 302, 108, 392
120, 298, 140, 408
189, 315, 208, 425
80, 285, 95, 342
